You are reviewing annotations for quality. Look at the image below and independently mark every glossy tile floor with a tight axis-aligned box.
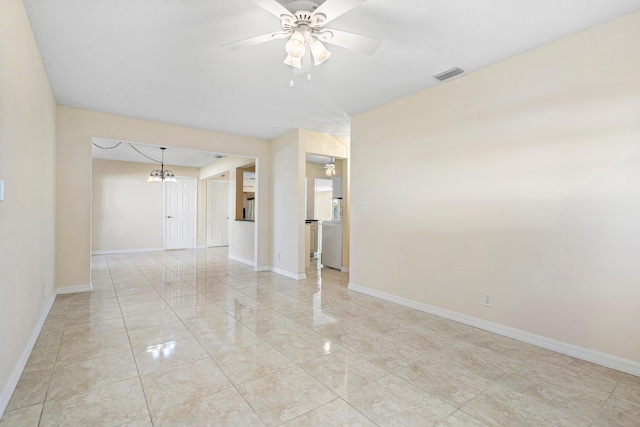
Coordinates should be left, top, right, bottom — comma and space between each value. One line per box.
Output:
2, 248, 639, 426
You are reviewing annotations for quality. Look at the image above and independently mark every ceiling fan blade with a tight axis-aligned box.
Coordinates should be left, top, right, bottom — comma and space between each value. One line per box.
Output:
312, 0, 367, 24
223, 32, 288, 51
322, 29, 381, 55
252, 0, 294, 19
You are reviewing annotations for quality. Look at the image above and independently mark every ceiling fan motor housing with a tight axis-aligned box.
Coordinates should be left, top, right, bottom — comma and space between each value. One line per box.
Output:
280, 11, 327, 39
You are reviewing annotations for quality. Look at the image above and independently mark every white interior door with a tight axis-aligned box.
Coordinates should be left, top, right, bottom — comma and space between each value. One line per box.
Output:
165, 177, 197, 250
207, 180, 229, 247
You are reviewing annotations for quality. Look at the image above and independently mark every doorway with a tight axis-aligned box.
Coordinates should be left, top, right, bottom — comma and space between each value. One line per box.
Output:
304, 154, 349, 273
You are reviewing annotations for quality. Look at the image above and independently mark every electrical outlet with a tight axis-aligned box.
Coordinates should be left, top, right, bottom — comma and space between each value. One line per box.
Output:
482, 292, 493, 308
276, 253, 281, 261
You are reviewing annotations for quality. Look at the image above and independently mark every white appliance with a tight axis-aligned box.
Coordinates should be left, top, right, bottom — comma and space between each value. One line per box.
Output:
322, 221, 342, 270
332, 176, 343, 199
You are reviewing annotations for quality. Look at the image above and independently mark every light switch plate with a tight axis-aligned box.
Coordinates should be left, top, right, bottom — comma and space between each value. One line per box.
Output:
0, 179, 4, 201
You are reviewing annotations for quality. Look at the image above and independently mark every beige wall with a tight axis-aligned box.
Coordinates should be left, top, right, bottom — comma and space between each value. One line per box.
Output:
0, 0, 57, 413
351, 11, 640, 363
270, 131, 300, 277
233, 221, 256, 265
56, 107, 271, 288
92, 159, 201, 252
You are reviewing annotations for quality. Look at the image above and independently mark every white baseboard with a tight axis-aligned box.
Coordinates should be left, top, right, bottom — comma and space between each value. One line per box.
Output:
228, 254, 256, 268
0, 292, 56, 418
271, 267, 306, 280
56, 283, 93, 295
348, 282, 640, 377
254, 266, 271, 272
196, 245, 207, 249
92, 248, 163, 255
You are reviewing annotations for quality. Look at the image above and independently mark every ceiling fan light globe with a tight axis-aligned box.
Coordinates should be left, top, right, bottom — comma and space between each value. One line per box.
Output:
311, 40, 331, 65
285, 37, 305, 58
284, 54, 302, 68
290, 30, 305, 44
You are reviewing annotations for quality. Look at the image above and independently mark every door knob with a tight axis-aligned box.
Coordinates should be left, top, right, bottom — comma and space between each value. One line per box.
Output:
167, 216, 174, 219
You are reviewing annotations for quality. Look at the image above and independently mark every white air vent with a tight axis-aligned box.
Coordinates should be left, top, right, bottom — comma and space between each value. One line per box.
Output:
434, 67, 464, 81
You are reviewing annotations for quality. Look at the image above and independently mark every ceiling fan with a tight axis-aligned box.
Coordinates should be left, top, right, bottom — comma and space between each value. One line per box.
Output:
325, 158, 336, 176
223, 0, 382, 69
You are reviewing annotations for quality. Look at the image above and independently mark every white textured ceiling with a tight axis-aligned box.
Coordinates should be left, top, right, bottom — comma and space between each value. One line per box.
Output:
23, 0, 640, 141
306, 154, 333, 165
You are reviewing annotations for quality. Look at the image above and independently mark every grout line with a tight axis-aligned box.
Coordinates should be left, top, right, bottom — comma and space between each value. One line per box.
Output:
591, 378, 621, 427
35, 294, 70, 426
114, 253, 153, 424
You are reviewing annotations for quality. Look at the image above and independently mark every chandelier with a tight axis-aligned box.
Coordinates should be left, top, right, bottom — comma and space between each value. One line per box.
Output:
148, 147, 177, 183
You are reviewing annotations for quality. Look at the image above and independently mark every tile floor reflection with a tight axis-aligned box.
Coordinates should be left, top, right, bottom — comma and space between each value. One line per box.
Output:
2, 248, 639, 426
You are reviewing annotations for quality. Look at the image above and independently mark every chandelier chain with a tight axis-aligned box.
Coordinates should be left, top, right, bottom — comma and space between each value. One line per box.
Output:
92, 141, 162, 164
127, 143, 161, 164
92, 141, 122, 150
